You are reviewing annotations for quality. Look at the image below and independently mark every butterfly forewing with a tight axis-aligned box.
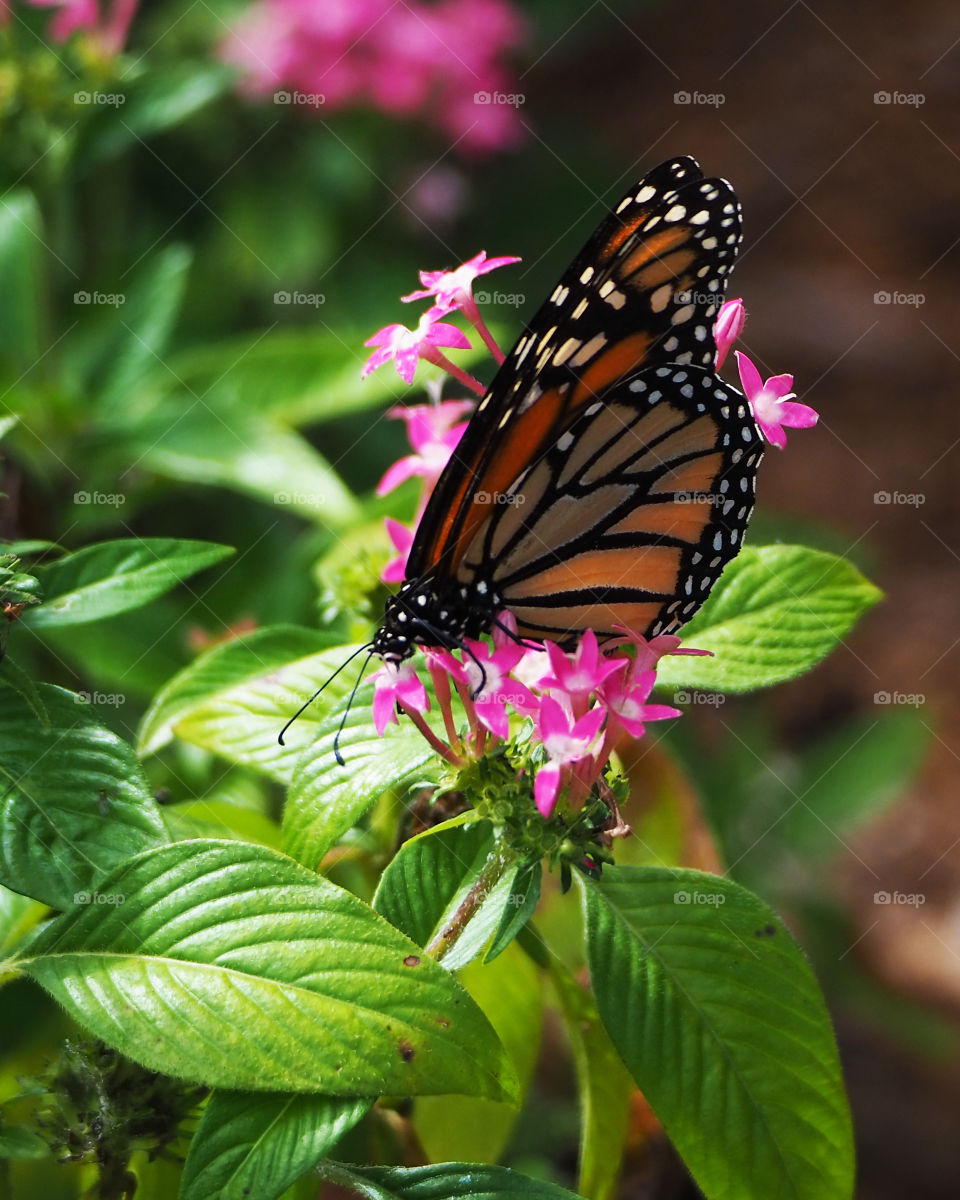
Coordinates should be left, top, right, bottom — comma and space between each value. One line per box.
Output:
406, 155, 743, 583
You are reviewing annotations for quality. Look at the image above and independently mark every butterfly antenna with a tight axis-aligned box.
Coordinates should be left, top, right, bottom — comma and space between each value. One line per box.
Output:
332, 646, 376, 766
278, 641, 373, 746
492, 615, 542, 653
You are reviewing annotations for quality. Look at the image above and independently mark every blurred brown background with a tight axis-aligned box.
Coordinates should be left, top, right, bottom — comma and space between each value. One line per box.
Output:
514, 2, 960, 1194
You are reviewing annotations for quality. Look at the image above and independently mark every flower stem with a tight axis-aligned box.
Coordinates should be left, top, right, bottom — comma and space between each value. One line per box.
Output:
424, 348, 486, 397
461, 296, 506, 364
424, 836, 515, 963
400, 703, 464, 766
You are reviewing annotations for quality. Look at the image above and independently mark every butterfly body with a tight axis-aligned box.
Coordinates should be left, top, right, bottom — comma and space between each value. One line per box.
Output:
375, 156, 762, 661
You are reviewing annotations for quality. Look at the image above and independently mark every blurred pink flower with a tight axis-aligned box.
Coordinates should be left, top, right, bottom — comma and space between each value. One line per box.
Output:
221, 0, 527, 155
714, 297, 744, 369
381, 517, 414, 584
362, 312, 471, 386
735, 351, 819, 449
377, 401, 473, 496
28, 0, 137, 51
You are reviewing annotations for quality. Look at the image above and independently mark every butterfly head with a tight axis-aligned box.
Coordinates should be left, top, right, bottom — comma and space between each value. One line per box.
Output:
374, 576, 500, 661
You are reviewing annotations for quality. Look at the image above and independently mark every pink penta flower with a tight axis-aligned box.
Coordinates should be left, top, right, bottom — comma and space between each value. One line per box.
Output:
377, 401, 473, 496
371, 659, 430, 735
402, 251, 521, 314
381, 518, 414, 584
539, 630, 626, 706
735, 351, 819, 450
714, 297, 745, 369
29, 0, 98, 40
599, 666, 681, 739
450, 638, 538, 736
534, 698, 606, 818
610, 626, 712, 674
362, 312, 471, 385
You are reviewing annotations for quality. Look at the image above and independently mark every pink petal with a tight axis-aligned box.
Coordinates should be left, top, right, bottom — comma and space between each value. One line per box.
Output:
764, 372, 796, 400
534, 761, 562, 818
376, 454, 422, 496
734, 350, 763, 398
778, 400, 819, 429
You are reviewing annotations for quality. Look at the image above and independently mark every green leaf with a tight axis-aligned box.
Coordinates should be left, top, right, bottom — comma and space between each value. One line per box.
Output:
0, 684, 168, 910
282, 690, 444, 869
413, 945, 542, 1167
0, 658, 49, 726
25, 538, 234, 629
0, 190, 43, 367
319, 1162, 585, 1200
138, 625, 333, 759
549, 961, 632, 1200
374, 823, 518, 971
171, 329, 409, 428
85, 63, 233, 160
0, 1124, 48, 1159
163, 800, 282, 850
72, 244, 191, 412
655, 545, 881, 693
0, 882, 48, 955
583, 866, 853, 1200
179, 1092, 369, 1200
130, 396, 361, 526
16, 840, 517, 1101
485, 861, 542, 963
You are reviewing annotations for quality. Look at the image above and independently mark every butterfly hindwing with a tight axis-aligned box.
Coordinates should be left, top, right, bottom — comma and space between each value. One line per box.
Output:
407, 155, 744, 583
455, 365, 762, 644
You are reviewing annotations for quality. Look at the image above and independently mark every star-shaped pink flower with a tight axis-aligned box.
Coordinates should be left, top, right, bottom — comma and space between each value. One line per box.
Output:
610, 626, 712, 676
534, 697, 606, 818
714, 297, 744, 369
448, 637, 538, 736
539, 630, 627, 706
362, 311, 472, 385
599, 666, 681, 739
402, 250, 521, 315
735, 352, 818, 450
377, 400, 473, 496
371, 659, 430, 735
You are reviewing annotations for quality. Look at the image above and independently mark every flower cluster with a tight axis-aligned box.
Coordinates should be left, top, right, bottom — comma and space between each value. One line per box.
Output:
362, 255, 820, 826
221, 0, 527, 156
19, 0, 139, 53
371, 619, 703, 820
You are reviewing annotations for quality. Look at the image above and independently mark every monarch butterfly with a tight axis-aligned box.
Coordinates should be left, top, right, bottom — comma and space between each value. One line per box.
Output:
373, 155, 762, 663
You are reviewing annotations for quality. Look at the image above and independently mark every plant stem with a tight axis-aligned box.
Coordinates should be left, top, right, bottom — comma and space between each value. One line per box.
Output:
424, 837, 516, 964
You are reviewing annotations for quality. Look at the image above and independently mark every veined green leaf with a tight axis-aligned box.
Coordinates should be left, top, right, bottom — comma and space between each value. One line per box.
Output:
656, 545, 881, 693
318, 1161, 585, 1199
0, 684, 167, 910
583, 866, 853, 1200
15, 839, 518, 1102
25, 538, 234, 629
179, 1091, 369, 1200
